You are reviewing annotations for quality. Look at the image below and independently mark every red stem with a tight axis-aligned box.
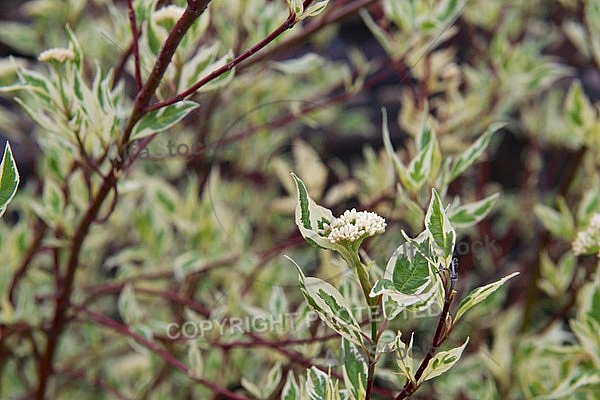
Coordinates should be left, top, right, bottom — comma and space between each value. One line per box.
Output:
145, 11, 298, 112
126, 0, 143, 90
75, 306, 250, 400
395, 290, 456, 399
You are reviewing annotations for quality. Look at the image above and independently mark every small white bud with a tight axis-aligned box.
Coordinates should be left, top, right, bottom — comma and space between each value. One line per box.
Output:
38, 48, 75, 64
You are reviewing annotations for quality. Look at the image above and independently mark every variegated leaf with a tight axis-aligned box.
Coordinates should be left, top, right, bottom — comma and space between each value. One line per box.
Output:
455, 272, 520, 323
419, 338, 469, 382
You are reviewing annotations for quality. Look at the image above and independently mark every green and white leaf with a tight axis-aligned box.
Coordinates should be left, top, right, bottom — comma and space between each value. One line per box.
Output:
271, 53, 325, 74
449, 192, 500, 229
195, 50, 235, 93
447, 122, 506, 183
534, 198, 576, 240
187, 341, 204, 378
406, 132, 436, 190
0, 142, 20, 218
291, 172, 338, 250
570, 315, 600, 370
455, 272, 520, 323
269, 286, 289, 317
395, 332, 417, 385
282, 370, 301, 400
371, 237, 440, 319
118, 284, 143, 325
306, 367, 338, 400
425, 189, 456, 267
419, 337, 469, 382
286, 256, 364, 347
536, 371, 600, 400
381, 108, 414, 192
173, 250, 208, 281
342, 339, 367, 400
178, 43, 220, 91
300, 0, 329, 21
131, 101, 199, 140
538, 251, 576, 298
577, 185, 600, 227
242, 363, 282, 399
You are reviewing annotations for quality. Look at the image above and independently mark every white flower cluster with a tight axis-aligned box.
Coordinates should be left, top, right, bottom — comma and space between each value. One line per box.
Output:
321, 208, 386, 244
572, 213, 600, 257
38, 48, 75, 64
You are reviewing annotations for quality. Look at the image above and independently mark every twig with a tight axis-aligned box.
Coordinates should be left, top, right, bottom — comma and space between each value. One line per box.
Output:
239, 0, 379, 69
74, 306, 251, 400
145, 10, 298, 112
35, 3, 213, 397
8, 221, 48, 306
126, 0, 143, 90
122, 0, 213, 145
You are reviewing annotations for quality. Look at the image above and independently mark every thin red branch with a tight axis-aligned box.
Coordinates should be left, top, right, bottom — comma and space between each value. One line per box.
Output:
126, 0, 143, 90
145, 11, 298, 112
395, 290, 456, 399
75, 306, 250, 400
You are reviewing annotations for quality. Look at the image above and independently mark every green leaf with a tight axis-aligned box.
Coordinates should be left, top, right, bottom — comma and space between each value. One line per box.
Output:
371, 234, 440, 319
565, 81, 594, 128
395, 332, 417, 385
281, 370, 300, 400
419, 337, 469, 382
391, 253, 430, 295
589, 284, 600, 325
381, 108, 413, 191
269, 286, 288, 317
241, 364, 281, 399
448, 122, 505, 183
173, 250, 205, 281
578, 186, 600, 226
438, 0, 459, 22
449, 192, 500, 228
178, 42, 219, 91
65, 25, 84, 69
342, 339, 367, 400
271, 53, 325, 74
306, 367, 335, 400
406, 136, 434, 189
300, 0, 329, 20
538, 251, 576, 298
0, 142, 20, 218
425, 189, 455, 266
118, 284, 142, 325
195, 50, 236, 93
534, 200, 575, 241
187, 341, 204, 378
290, 172, 337, 250
415, 111, 442, 183
17, 69, 54, 105
455, 272, 520, 323
131, 101, 199, 140
286, 256, 364, 347
570, 315, 600, 370
0, 22, 39, 56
